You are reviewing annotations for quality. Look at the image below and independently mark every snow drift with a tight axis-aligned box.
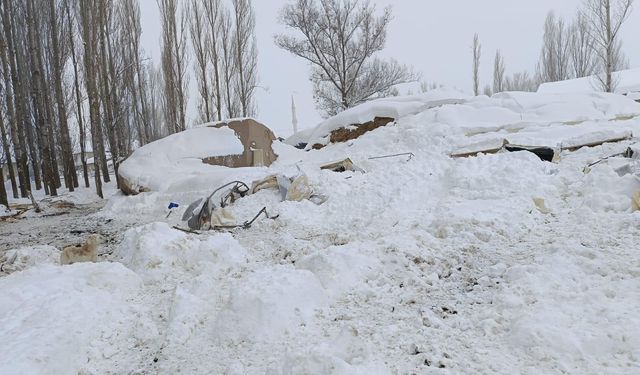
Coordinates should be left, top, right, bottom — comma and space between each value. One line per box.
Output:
118, 126, 244, 194
538, 67, 640, 95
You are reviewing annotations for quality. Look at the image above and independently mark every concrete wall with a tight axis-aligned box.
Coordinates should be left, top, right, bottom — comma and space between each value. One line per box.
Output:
204, 119, 278, 168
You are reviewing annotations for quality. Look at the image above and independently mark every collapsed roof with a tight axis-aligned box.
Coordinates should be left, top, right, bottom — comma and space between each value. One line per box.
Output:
118, 119, 277, 195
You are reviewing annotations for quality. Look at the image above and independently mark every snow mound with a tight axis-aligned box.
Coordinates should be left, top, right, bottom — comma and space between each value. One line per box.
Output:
0, 263, 157, 374
118, 126, 244, 193
496, 243, 640, 372
538, 67, 640, 95
214, 266, 327, 342
1, 245, 59, 274
287, 89, 468, 149
116, 222, 247, 284
296, 244, 381, 298
440, 91, 640, 137
279, 326, 390, 375
288, 89, 640, 154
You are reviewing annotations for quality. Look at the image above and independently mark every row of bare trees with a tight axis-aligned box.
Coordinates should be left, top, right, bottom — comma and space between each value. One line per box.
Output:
164, 0, 259, 126
1, 0, 262, 206
472, 0, 634, 96
0, 0, 165, 206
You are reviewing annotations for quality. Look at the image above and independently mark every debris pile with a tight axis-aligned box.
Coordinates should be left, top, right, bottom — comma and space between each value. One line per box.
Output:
181, 174, 327, 231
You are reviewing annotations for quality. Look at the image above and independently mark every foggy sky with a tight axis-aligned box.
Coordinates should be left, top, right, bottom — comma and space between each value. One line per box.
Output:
140, 0, 640, 137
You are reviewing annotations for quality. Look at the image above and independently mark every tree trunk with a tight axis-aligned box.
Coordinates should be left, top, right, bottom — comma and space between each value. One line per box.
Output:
79, 0, 103, 198
26, 0, 56, 196
96, 0, 114, 185
65, 0, 90, 188
17, 11, 43, 192
3, 0, 33, 197
605, 0, 613, 93
104, 6, 122, 188
0, 75, 18, 199
0, 165, 8, 208
49, 0, 77, 191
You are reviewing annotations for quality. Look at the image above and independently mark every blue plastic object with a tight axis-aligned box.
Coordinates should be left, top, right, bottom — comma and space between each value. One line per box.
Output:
168, 202, 180, 210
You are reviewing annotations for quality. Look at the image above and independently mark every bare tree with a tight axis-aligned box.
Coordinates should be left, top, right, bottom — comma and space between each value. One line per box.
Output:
189, 0, 212, 123
0, 0, 171, 201
472, 33, 481, 96
0, 34, 18, 199
493, 50, 506, 93
232, 0, 258, 117
65, 0, 90, 188
26, 0, 57, 196
537, 12, 571, 83
504, 71, 539, 92
569, 12, 598, 78
204, 0, 223, 121
581, 0, 634, 92
79, 0, 103, 198
146, 64, 165, 138
219, 7, 240, 119
158, 0, 188, 133
2, 0, 32, 197
0, 111, 12, 205
49, 0, 78, 191
121, 0, 152, 146
276, 0, 417, 116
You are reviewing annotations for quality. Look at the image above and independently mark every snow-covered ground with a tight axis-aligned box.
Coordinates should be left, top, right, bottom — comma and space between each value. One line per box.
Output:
1, 90, 640, 374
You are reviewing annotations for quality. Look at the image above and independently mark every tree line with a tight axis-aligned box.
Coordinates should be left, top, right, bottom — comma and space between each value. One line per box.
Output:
474, 0, 634, 96
0, 0, 260, 206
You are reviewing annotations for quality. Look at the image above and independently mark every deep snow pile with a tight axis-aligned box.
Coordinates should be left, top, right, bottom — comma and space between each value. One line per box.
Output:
287, 90, 640, 155
0, 263, 158, 374
118, 126, 244, 193
538, 67, 640, 95
2, 90, 640, 374
286, 88, 468, 149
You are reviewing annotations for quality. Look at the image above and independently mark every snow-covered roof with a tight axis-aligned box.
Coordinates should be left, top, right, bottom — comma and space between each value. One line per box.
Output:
287, 88, 640, 152
118, 126, 244, 193
286, 88, 469, 149
538, 68, 640, 95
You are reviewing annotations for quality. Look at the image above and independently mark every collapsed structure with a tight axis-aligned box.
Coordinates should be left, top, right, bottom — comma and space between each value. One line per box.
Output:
118, 119, 278, 195
203, 118, 278, 168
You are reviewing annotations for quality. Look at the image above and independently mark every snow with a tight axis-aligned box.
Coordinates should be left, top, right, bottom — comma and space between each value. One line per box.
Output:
0, 263, 158, 375
287, 88, 469, 149
118, 126, 245, 193
3, 89, 640, 374
1, 245, 59, 273
0, 204, 14, 218
214, 266, 328, 342
538, 67, 640, 95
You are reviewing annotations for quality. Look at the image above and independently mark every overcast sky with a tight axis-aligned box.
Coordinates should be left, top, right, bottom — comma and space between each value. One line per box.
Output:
140, 0, 640, 137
